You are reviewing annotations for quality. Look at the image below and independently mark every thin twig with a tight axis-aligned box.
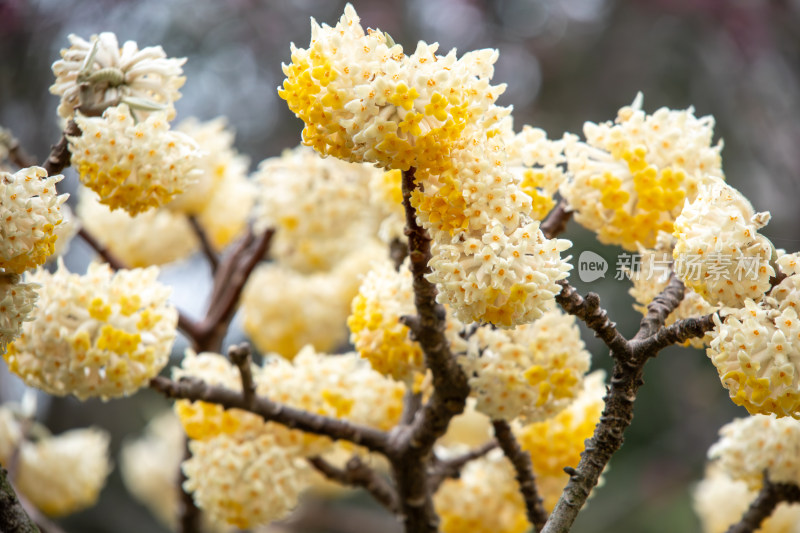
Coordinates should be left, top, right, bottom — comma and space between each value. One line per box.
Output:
725, 474, 800, 533
178, 438, 201, 533
187, 216, 219, 273
555, 280, 629, 356
150, 376, 390, 454
428, 439, 498, 492
492, 420, 548, 532
77, 227, 127, 271
42, 120, 80, 176
228, 343, 255, 408
307, 455, 399, 513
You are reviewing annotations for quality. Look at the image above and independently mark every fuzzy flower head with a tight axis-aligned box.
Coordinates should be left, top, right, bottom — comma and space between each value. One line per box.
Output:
459, 310, 592, 422
51, 32, 185, 120
242, 243, 384, 358
78, 189, 198, 267
70, 104, 202, 215
708, 414, 800, 489
183, 432, 311, 529
253, 145, 382, 273
4, 261, 177, 400
121, 410, 186, 529
516, 371, 606, 511
707, 271, 800, 418
562, 93, 723, 251
348, 260, 424, 383
694, 465, 800, 533
673, 181, 774, 308
433, 449, 528, 533
1, 166, 67, 273
0, 274, 38, 355
279, 4, 506, 171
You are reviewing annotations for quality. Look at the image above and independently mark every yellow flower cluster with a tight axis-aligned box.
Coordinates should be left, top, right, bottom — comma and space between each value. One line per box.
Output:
4, 261, 177, 400
562, 93, 723, 250
459, 310, 591, 422
434, 449, 528, 533
0, 406, 111, 517
1, 166, 67, 273
348, 261, 424, 383
516, 371, 605, 511
69, 104, 201, 215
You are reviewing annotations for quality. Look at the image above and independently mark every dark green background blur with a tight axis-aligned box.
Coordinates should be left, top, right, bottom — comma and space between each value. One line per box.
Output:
1, 0, 799, 531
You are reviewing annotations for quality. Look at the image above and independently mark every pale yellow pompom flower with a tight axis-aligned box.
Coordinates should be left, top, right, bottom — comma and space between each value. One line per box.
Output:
70, 104, 202, 215
516, 370, 606, 511
562, 92, 723, 251
4, 261, 178, 400
459, 310, 591, 422
279, 4, 505, 171
77, 190, 199, 267
253, 145, 382, 273
1, 166, 67, 273
694, 465, 800, 533
0, 274, 38, 355
50, 32, 185, 120
708, 414, 800, 489
673, 181, 774, 307
433, 448, 528, 533
183, 432, 311, 529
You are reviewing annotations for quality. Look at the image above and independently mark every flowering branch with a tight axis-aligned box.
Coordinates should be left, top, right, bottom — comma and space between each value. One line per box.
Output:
0, 465, 39, 533
42, 120, 80, 176
307, 456, 399, 513
391, 167, 471, 533
725, 475, 800, 533
492, 420, 548, 532
545, 275, 716, 533
149, 376, 390, 454
427, 440, 498, 492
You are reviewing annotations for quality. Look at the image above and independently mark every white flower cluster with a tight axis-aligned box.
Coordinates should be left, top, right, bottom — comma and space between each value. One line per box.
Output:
69, 104, 202, 215
694, 465, 800, 533
708, 267, 800, 418
708, 414, 800, 489
253, 145, 383, 272
241, 243, 384, 358
561, 93, 723, 251
4, 261, 177, 400
0, 406, 111, 517
51, 32, 185, 120
279, 4, 505, 170
459, 309, 591, 421
174, 348, 405, 528
673, 181, 774, 307
1, 166, 67, 273
0, 274, 38, 355
183, 432, 310, 529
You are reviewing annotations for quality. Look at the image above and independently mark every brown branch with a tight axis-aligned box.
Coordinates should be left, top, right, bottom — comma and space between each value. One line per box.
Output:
555, 280, 629, 356
42, 120, 80, 176
726, 475, 800, 533
542, 273, 694, 533
428, 439, 498, 492
389, 168, 471, 533
540, 200, 572, 239
307, 455, 399, 513
400, 390, 422, 425
1, 130, 37, 169
187, 216, 219, 273
77, 227, 127, 271
0, 465, 39, 533
178, 438, 201, 533
150, 376, 390, 454
492, 420, 548, 532
390, 237, 410, 271
634, 313, 717, 354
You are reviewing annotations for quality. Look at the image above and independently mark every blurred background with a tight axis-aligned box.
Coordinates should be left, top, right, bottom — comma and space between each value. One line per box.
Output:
1, 0, 800, 531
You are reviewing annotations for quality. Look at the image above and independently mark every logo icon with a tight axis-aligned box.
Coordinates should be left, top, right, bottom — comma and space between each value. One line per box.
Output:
578, 251, 608, 283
